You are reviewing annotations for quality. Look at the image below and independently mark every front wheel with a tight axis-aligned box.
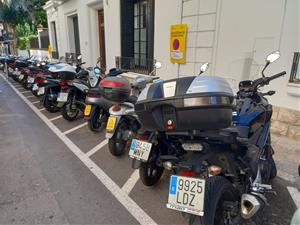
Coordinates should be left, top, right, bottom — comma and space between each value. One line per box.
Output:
108, 120, 129, 156
61, 94, 79, 121
190, 176, 239, 225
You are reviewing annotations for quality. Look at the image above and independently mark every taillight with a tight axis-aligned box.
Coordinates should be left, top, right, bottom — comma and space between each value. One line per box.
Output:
112, 105, 121, 112
139, 134, 148, 141
179, 170, 196, 177
59, 80, 69, 86
36, 78, 45, 85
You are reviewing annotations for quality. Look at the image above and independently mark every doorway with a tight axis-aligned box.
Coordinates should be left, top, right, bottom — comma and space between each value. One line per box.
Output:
50, 21, 59, 58
67, 14, 81, 55
98, 10, 106, 70
73, 16, 80, 54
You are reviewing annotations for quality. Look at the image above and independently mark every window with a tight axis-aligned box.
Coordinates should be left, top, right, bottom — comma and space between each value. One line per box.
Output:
289, 52, 300, 83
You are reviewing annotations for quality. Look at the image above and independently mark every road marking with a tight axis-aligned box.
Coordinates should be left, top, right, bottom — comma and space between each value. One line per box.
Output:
1, 74, 157, 225
20, 90, 31, 94
49, 115, 63, 121
32, 101, 40, 104
27, 95, 36, 98
63, 122, 88, 135
122, 169, 140, 195
39, 108, 45, 112
86, 139, 108, 157
17, 87, 24, 90
287, 186, 300, 209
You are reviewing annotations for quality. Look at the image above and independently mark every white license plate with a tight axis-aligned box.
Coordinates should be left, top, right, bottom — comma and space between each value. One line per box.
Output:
27, 77, 35, 83
167, 175, 205, 216
129, 139, 152, 161
37, 87, 45, 95
19, 74, 24, 80
57, 92, 69, 102
182, 143, 203, 151
32, 84, 38, 91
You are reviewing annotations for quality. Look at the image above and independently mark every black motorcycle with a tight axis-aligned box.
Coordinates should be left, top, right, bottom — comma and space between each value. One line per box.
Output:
130, 51, 285, 225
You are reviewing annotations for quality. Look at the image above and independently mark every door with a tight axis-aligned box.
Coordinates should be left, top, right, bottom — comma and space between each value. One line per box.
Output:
98, 10, 106, 71
73, 16, 81, 54
50, 21, 59, 58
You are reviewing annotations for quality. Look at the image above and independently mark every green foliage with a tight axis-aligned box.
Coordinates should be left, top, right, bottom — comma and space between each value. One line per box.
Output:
0, 4, 30, 26
15, 23, 33, 37
16, 36, 29, 50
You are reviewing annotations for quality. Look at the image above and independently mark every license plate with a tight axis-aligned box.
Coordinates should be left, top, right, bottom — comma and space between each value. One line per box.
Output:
84, 104, 92, 116
19, 74, 24, 80
182, 143, 203, 151
37, 87, 45, 95
57, 92, 69, 102
32, 84, 38, 91
129, 139, 152, 161
167, 175, 205, 216
27, 77, 35, 83
106, 116, 116, 131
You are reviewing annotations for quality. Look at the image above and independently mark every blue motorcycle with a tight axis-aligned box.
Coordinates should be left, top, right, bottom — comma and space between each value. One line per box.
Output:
129, 51, 286, 225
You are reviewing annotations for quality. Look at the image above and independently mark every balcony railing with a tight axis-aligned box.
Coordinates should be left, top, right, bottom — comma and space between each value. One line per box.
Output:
115, 56, 156, 75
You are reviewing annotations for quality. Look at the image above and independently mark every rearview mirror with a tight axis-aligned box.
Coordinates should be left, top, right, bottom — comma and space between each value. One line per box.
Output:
199, 62, 209, 75
266, 51, 280, 64
155, 61, 162, 69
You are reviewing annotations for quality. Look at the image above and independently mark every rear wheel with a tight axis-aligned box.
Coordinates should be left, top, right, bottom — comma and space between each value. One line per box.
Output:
61, 93, 79, 121
269, 156, 277, 180
87, 107, 106, 132
108, 120, 129, 156
190, 176, 239, 225
139, 161, 164, 186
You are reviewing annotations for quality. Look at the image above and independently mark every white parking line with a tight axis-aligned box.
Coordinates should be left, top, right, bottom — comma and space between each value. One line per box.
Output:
17, 87, 24, 90
39, 108, 45, 112
287, 186, 300, 208
1, 74, 157, 225
32, 101, 40, 104
86, 139, 108, 157
49, 115, 63, 121
20, 90, 31, 94
122, 169, 140, 195
26, 95, 36, 98
63, 122, 88, 135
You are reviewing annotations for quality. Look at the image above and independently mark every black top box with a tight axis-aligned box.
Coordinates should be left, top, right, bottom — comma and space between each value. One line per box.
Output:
135, 76, 234, 132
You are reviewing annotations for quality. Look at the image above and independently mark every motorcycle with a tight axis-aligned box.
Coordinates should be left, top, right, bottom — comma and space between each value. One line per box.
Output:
129, 51, 285, 225
101, 62, 161, 156
84, 68, 124, 132
60, 58, 103, 121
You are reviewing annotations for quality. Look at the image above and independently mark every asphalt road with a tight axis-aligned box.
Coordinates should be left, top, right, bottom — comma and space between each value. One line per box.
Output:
0, 74, 298, 225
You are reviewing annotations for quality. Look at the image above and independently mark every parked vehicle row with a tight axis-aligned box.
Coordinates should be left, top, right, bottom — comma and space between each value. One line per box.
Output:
2, 51, 286, 225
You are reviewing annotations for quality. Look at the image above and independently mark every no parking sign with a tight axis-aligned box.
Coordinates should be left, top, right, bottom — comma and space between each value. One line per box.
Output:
170, 24, 188, 64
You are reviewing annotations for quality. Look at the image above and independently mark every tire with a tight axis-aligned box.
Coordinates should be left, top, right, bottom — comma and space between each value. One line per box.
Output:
31, 89, 39, 97
190, 176, 239, 225
44, 91, 60, 113
61, 94, 79, 121
108, 120, 129, 156
139, 161, 164, 186
269, 156, 277, 180
22, 80, 31, 90
87, 108, 106, 132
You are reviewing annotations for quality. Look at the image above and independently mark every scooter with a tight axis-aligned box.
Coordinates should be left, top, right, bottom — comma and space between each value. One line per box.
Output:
41, 56, 85, 113
129, 51, 286, 225
102, 62, 162, 156
84, 68, 124, 132
60, 58, 103, 121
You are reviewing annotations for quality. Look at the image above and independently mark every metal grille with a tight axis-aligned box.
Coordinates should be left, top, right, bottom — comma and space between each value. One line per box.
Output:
115, 56, 155, 75
289, 52, 300, 83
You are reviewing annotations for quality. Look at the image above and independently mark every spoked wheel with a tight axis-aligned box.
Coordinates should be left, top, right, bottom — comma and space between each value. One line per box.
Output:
108, 120, 129, 156
87, 107, 106, 132
190, 176, 240, 225
61, 94, 79, 121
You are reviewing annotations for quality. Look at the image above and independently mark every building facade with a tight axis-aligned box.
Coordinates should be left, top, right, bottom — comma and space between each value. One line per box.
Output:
44, 0, 300, 139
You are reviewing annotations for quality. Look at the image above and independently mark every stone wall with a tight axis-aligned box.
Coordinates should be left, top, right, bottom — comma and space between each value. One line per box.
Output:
271, 106, 300, 140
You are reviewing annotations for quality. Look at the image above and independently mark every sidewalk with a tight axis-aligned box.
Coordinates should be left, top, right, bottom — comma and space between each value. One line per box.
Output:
272, 134, 300, 184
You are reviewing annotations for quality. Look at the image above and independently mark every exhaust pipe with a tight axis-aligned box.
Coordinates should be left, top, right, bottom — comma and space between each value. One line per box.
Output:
241, 194, 264, 219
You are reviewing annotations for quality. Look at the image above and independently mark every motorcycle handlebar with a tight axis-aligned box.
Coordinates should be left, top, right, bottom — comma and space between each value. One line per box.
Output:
253, 71, 286, 89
